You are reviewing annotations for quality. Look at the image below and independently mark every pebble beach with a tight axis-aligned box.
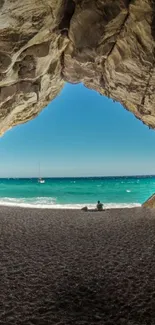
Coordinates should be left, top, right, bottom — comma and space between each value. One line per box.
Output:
0, 206, 155, 325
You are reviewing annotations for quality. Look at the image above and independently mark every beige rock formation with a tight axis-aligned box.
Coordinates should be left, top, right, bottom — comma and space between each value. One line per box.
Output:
142, 193, 155, 208
0, 0, 155, 134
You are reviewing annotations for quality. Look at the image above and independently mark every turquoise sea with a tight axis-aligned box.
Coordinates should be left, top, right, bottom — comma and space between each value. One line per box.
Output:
0, 176, 154, 209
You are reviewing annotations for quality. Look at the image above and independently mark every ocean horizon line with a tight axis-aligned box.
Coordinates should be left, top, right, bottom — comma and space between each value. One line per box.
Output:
0, 175, 154, 179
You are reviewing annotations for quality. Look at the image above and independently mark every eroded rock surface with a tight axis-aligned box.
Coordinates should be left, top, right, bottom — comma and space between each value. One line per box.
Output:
0, 0, 155, 134
142, 193, 155, 208
0, 0, 68, 134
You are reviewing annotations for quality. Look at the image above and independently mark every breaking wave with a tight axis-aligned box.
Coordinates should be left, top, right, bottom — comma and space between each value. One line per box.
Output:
0, 197, 141, 209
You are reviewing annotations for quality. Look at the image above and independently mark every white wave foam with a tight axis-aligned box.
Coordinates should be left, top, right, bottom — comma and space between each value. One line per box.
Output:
0, 197, 141, 209
126, 190, 131, 193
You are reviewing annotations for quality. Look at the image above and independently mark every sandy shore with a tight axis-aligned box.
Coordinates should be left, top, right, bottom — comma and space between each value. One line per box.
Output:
0, 206, 155, 324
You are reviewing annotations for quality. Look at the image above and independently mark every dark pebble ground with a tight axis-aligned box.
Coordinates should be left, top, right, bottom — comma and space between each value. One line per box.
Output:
0, 207, 155, 325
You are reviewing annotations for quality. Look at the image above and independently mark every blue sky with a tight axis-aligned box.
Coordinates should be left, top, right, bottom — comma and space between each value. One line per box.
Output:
0, 83, 155, 177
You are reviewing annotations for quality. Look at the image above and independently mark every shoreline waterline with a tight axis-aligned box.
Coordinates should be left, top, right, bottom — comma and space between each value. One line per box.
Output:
0, 198, 141, 209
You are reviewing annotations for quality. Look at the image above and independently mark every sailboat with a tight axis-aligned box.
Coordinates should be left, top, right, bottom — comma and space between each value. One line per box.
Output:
38, 163, 45, 184
38, 178, 45, 184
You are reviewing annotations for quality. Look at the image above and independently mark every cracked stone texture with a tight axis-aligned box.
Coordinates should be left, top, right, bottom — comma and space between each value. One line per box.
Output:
0, 0, 155, 134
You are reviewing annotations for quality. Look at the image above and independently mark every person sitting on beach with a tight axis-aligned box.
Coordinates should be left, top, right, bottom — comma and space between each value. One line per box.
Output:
96, 200, 103, 211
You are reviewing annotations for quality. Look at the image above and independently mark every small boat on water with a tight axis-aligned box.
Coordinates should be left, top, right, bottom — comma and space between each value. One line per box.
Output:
38, 178, 45, 184
38, 163, 45, 184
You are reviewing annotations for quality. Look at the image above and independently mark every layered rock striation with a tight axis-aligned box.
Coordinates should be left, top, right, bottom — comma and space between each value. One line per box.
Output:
0, 0, 155, 134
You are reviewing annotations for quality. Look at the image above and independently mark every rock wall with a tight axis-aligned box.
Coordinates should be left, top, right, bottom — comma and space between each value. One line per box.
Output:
142, 193, 155, 208
0, 0, 68, 134
0, 0, 155, 134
